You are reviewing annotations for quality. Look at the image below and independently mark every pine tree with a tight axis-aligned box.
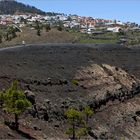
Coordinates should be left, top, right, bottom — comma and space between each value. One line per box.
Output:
57, 25, 63, 31
7, 26, 17, 40
5, 32, 9, 41
35, 20, 41, 36
37, 29, 41, 36
45, 23, 51, 32
83, 106, 94, 124
0, 81, 31, 130
0, 34, 2, 43
65, 108, 82, 139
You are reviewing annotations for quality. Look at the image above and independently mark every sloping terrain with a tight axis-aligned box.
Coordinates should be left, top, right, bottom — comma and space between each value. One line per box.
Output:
0, 44, 140, 139
0, 0, 45, 15
1, 28, 76, 48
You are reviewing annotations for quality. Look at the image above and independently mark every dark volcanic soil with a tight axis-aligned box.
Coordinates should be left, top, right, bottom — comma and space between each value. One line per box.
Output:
0, 44, 140, 139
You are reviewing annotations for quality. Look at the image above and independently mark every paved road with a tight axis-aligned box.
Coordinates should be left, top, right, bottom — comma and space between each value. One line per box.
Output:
0, 43, 122, 52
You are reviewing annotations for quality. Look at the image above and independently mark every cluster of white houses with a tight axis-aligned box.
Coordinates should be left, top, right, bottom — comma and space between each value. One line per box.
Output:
0, 14, 139, 34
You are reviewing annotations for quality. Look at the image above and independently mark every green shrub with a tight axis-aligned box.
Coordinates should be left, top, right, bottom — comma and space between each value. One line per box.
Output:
71, 79, 79, 86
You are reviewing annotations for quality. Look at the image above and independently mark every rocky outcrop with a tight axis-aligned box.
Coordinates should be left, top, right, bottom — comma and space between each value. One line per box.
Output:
24, 90, 36, 105
74, 64, 140, 106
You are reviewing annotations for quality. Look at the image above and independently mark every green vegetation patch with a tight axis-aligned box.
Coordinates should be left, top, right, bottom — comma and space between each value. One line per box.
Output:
80, 39, 117, 44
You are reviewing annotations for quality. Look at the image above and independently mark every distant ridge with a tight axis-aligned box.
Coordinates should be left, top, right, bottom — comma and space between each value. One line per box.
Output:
0, 0, 46, 15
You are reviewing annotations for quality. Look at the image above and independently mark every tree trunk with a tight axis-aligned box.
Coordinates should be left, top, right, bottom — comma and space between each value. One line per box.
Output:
34, 104, 39, 119
15, 114, 19, 130
86, 114, 89, 124
72, 117, 75, 139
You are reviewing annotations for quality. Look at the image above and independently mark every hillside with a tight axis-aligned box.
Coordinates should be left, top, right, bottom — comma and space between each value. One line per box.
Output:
0, 44, 140, 139
0, 27, 77, 48
0, 0, 46, 15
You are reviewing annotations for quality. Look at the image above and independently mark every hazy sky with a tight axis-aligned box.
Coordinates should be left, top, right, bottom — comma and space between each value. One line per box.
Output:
17, 0, 140, 24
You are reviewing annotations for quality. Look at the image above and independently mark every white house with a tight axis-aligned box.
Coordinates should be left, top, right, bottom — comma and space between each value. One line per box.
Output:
0, 20, 7, 25
44, 16, 52, 21
57, 15, 68, 21
88, 24, 95, 29
87, 28, 92, 34
69, 21, 80, 28
107, 27, 121, 33
81, 24, 88, 29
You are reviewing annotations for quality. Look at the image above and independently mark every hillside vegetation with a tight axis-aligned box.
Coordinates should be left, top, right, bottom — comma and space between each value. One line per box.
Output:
0, 0, 46, 15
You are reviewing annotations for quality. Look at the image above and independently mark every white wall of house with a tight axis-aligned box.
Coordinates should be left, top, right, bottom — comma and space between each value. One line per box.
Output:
107, 27, 121, 32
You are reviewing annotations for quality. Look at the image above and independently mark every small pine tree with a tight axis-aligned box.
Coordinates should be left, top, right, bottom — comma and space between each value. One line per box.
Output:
35, 20, 41, 36
37, 29, 41, 36
8, 26, 17, 39
6, 26, 17, 40
83, 106, 94, 124
65, 106, 94, 139
0, 81, 31, 130
0, 34, 2, 43
45, 23, 51, 32
5, 32, 9, 41
11, 29, 17, 38
57, 25, 63, 31
65, 108, 82, 139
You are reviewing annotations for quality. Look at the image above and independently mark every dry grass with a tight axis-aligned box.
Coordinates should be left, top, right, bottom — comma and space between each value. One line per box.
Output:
0, 27, 76, 47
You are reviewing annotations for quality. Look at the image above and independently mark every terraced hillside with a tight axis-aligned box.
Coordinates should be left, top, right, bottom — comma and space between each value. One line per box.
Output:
0, 44, 140, 139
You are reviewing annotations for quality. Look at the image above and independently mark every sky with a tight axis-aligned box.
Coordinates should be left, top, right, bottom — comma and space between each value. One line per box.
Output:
17, 0, 140, 24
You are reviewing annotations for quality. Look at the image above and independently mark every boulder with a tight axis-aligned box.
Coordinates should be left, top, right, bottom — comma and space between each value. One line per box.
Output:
24, 90, 35, 105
